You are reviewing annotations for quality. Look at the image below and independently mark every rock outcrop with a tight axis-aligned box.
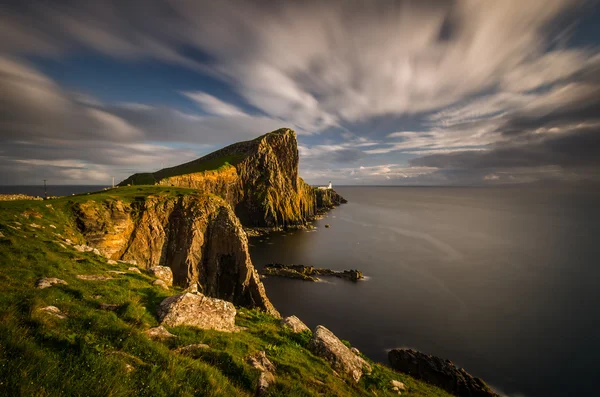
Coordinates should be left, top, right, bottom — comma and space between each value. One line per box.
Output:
308, 326, 371, 382
158, 293, 238, 332
148, 266, 173, 286
388, 349, 498, 397
120, 128, 347, 229
281, 315, 310, 333
73, 194, 278, 316
264, 264, 364, 282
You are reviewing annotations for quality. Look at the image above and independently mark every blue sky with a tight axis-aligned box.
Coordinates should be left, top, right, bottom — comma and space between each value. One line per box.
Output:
1, 0, 599, 185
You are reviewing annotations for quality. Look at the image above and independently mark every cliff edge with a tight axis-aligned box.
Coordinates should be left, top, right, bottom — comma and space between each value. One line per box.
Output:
120, 128, 346, 228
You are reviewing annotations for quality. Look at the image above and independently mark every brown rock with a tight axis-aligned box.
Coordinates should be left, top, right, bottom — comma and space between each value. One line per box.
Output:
157, 293, 238, 332
388, 349, 498, 397
281, 315, 310, 333
308, 326, 371, 382
128, 267, 142, 274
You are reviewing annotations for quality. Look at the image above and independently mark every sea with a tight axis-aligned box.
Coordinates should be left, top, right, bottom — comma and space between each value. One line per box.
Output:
249, 186, 600, 397
2, 184, 598, 396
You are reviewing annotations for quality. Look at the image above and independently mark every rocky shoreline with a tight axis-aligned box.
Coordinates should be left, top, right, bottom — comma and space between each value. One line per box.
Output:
263, 263, 364, 282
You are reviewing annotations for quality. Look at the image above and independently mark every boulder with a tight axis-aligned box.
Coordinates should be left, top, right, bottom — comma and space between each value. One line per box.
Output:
148, 266, 173, 286
281, 315, 310, 333
388, 349, 498, 397
308, 326, 371, 382
36, 277, 68, 289
157, 293, 237, 332
248, 351, 276, 394
107, 259, 117, 265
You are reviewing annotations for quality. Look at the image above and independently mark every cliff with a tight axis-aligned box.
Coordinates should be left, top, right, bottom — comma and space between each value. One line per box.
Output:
71, 189, 278, 316
120, 128, 345, 228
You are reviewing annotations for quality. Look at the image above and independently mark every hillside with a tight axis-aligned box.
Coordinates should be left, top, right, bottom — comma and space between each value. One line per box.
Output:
120, 128, 344, 228
0, 190, 453, 397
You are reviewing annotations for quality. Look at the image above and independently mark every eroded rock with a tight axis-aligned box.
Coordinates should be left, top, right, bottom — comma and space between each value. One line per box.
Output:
128, 267, 142, 274
153, 279, 169, 290
388, 349, 498, 397
36, 277, 68, 289
76, 275, 112, 281
281, 315, 310, 333
158, 293, 237, 332
308, 326, 371, 382
174, 344, 210, 355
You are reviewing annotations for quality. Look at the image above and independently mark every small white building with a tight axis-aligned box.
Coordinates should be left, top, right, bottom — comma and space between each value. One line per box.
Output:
317, 181, 332, 190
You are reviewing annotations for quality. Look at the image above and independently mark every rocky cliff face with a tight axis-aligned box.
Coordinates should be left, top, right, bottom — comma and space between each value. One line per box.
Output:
121, 128, 345, 228
72, 194, 278, 316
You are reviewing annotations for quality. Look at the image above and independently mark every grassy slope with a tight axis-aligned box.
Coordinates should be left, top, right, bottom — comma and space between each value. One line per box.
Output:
0, 189, 452, 397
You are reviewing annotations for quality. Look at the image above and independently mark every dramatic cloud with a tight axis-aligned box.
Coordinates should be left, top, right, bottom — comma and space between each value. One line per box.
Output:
0, 0, 599, 185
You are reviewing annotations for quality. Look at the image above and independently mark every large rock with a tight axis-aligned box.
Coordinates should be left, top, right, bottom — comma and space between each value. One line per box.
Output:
281, 315, 310, 333
148, 266, 173, 286
388, 349, 498, 397
308, 326, 371, 382
157, 293, 238, 332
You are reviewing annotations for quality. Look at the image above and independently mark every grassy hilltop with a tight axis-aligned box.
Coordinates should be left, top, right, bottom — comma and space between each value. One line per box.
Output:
0, 188, 452, 396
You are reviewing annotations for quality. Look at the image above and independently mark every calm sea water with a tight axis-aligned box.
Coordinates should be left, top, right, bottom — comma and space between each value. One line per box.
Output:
249, 186, 600, 397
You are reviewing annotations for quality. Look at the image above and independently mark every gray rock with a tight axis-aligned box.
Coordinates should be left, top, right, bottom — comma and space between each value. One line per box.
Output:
38, 306, 67, 319
351, 347, 361, 355
145, 326, 176, 340
36, 277, 68, 289
388, 349, 498, 397
174, 344, 210, 354
281, 315, 310, 333
158, 293, 238, 332
148, 266, 173, 286
308, 325, 371, 382
248, 351, 276, 394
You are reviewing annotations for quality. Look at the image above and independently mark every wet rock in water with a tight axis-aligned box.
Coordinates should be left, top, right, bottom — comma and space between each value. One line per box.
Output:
145, 326, 177, 340
388, 349, 498, 397
153, 279, 169, 290
308, 325, 371, 382
148, 266, 173, 286
264, 263, 364, 282
324, 224, 330, 228
36, 277, 68, 289
157, 293, 238, 332
76, 274, 112, 281
38, 306, 67, 319
248, 351, 276, 394
281, 315, 310, 333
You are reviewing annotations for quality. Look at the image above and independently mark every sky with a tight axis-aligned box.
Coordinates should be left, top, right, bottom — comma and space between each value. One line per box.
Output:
1, 0, 599, 186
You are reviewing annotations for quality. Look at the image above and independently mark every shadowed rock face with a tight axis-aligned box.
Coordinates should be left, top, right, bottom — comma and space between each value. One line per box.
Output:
388, 349, 499, 397
73, 194, 279, 317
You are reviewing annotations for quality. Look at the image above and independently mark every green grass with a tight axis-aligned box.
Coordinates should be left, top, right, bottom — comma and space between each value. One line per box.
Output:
120, 156, 242, 187
0, 192, 453, 397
